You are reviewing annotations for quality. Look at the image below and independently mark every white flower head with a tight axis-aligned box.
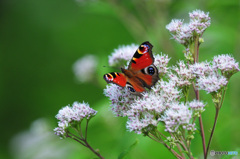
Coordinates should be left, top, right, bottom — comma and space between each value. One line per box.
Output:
189, 100, 206, 114
213, 54, 240, 77
178, 23, 193, 44
166, 19, 183, 33
154, 53, 171, 75
152, 80, 181, 104
189, 10, 211, 35
103, 84, 138, 117
53, 126, 66, 139
159, 102, 193, 132
73, 55, 98, 83
127, 92, 167, 117
166, 20, 191, 45
126, 113, 158, 134
166, 10, 211, 45
54, 101, 97, 138
169, 61, 195, 87
189, 10, 211, 22
197, 74, 228, 93
108, 44, 138, 66
56, 102, 97, 123
190, 61, 213, 76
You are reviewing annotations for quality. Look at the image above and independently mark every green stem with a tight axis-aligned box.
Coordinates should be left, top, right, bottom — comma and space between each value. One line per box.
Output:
184, 87, 189, 103
85, 120, 89, 140
220, 86, 228, 109
194, 35, 199, 63
156, 129, 167, 139
205, 108, 220, 159
85, 140, 105, 159
170, 133, 185, 158
148, 133, 183, 159
66, 132, 86, 146
206, 86, 227, 157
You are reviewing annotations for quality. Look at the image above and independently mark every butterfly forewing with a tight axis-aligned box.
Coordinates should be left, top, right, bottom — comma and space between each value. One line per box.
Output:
103, 72, 127, 87
128, 41, 154, 71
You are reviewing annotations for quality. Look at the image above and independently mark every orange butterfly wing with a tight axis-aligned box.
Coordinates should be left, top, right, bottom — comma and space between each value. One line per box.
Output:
103, 72, 127, 87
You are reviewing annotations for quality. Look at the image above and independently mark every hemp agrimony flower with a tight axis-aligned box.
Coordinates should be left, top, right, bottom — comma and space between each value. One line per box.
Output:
166, 10, 210, 47
159, 102, 193, 133
213, 54, 240, 78
189, 10, 211, 35
169, 60, 195, 88
54, 101, 97, 139
108, 44, 138, 66
73, 55, 98, 83
54, 102, 104, 159
190, 61, 213, 76
197, 74, 228, 94
104, 84, 138, 117
154, 53, 170, 76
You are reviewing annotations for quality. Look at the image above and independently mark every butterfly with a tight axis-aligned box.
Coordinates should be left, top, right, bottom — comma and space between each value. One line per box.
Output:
103, 41, 159, 96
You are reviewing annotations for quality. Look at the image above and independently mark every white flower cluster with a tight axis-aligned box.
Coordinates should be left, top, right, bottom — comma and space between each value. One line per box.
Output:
166, 10, 210, 45
154, 53, 171, 75
104, 53, 239, 134
189, 10, 211, 34
190, 55, 238, 94
103, 84, 138, 117
73, 55, 98, 83
127, 113, 158, 134
54, 102, 97, 138
108, 44, 138, 66
189, 100, 206, 115
213, 54, 240, 77
190, 61, 212, 76
169, 61, 196, 87
197, 74, 228, 94
125, 80, 183, 134
159, 102, 192, 132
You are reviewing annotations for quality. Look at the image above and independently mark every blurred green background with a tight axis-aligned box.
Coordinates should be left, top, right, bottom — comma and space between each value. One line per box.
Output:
1, 0, 240, 158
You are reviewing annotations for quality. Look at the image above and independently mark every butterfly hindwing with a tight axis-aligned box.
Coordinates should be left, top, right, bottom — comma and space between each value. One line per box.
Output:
137, 64, 159, 88
103, 72, 127, 87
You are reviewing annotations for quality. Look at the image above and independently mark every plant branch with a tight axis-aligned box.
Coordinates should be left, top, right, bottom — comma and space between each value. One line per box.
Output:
206, 108, 220, 159
148, 133, 183, 159
85, 140, 105, 159
85, 120, 89, 140
192, 35, 207, 158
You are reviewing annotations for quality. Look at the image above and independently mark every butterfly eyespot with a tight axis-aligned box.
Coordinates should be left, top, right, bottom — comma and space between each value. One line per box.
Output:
147, 67, 155, 75
128, 86, 135, 92
138, 44, 149, 54
143, 65, 157, 76
126, 84, 136, 92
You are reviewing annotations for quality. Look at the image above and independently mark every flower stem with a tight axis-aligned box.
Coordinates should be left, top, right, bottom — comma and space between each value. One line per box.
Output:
170, 133, 185, 158
199, 114, 206, 158
192, 35, 207, 158
85, 140, 105, 159
148, 133, 183, 159
220, 86, 228, 109
194, 35, 199, 63
205, 108, 220, 159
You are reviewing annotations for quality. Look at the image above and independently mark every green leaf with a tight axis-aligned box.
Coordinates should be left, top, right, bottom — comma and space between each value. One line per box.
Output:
118, 139, 139, 159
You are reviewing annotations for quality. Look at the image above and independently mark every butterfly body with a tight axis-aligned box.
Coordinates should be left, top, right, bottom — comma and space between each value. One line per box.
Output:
104, 41, 159, 96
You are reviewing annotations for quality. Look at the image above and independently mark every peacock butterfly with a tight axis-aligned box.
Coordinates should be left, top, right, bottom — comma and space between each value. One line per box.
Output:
103, 41, 159, 96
